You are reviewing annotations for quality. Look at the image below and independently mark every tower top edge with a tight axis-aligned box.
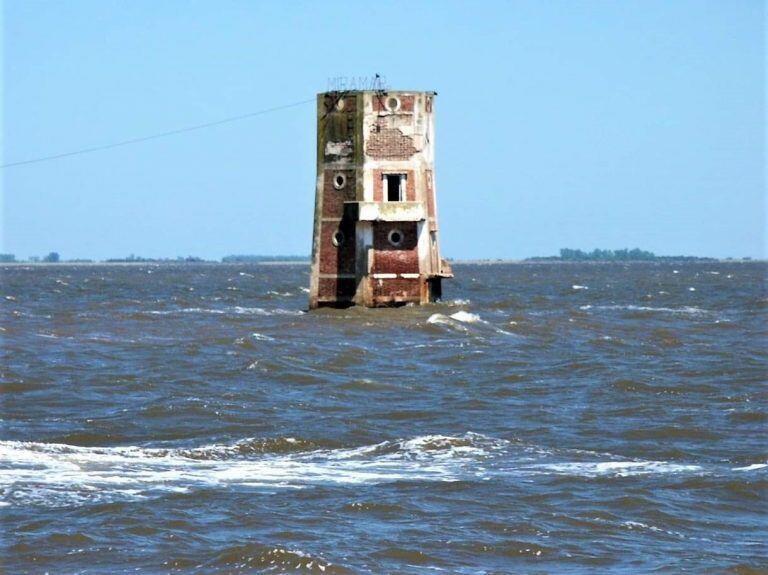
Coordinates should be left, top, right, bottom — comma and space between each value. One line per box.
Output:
317, 90, 437, 97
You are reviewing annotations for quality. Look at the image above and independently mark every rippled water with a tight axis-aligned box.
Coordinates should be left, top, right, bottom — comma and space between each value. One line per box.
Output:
2, 262, 766, 574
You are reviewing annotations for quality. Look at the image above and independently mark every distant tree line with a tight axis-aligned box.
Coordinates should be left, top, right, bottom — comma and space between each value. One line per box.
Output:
0, 253, 309, 263
104, 255, 208, 263
14, 252, 61, 262
221, 255, 309, 263
527, 248, 718, 262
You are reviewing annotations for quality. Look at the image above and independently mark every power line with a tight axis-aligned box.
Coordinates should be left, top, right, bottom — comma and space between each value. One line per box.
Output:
1, 97, 316, 169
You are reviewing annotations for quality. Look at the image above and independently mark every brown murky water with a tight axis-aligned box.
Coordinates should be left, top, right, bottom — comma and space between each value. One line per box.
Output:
2, 262, 766, 573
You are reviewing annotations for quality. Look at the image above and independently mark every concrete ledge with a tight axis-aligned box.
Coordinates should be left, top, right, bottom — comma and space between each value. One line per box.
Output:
345, 201, 425, 222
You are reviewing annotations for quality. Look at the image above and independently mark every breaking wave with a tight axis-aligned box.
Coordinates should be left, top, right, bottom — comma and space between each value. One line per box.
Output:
426, 311, 516, 336
145, 306, 304, 317
0, 433, 505, 507
522, 460, 703, 477
427, 311, 483, 325
0, 433, 728, 508
579, 304, 713, 316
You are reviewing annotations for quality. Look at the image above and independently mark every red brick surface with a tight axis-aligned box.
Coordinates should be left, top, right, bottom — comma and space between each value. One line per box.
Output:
372, 222, 418, 275
372, 277, 421, 300
366, 126, 417, 160
322, 170, 356, 218
318, 277, 357, 300
372, 95, 415, 113
319, 220, 356, 275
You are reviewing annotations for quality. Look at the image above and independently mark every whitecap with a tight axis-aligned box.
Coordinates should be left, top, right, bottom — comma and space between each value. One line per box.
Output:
0, 433, 505, 508
449, 310, 482, 323
426, 313, 462, 328
146, 306, 303, 317
427, 311, 517, 337
527, 460, 702, 477
733, 463, 767, 472
571, 285, 588, 290
579, 304, 712, 316
250, 332, 275, 341
624, 521, 664, 533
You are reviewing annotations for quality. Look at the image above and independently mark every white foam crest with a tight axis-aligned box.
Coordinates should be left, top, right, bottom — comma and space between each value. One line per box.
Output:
449, 310, 482, 323
146, 306, 303, 317
0, 433, 504, 508
571, 285, 589, 290
428, 310, 485, 327
733, 463, 767, 472
523, 460, 702, 477
427, 311, 518, 337
427, 313, 456, 325
250, 332, 275, 341
579, 304, 712, 316
426, 314, 470, 333
427, 311, 483, 326
328, 433, 509, 461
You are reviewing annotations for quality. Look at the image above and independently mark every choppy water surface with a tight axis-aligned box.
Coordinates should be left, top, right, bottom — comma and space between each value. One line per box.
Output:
2, 262, 766, 574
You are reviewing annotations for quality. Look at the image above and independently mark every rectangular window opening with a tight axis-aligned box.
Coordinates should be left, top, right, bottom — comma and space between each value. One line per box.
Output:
385, 174, 406, 202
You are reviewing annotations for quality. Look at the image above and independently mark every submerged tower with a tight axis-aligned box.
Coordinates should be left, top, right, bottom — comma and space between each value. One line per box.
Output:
309, 90, 452, 308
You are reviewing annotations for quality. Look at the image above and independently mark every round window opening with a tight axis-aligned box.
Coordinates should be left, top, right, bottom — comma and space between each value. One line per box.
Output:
332, 230, 345, 247
388, 229, 404, 247
333, 173, 347, 190
387, 96, 400, 112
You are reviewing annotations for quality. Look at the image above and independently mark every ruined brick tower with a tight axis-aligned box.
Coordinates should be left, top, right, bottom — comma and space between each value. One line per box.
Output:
309, 90, 452, 308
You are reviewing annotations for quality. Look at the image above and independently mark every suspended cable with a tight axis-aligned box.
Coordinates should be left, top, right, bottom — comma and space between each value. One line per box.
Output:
1, 96, 316, 169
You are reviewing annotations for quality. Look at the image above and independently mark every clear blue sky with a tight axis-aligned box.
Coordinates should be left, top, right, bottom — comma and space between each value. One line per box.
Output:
2, 1, 764, 260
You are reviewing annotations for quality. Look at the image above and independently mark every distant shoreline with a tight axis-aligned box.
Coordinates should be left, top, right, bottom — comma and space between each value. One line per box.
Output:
0, 260, 310, 266
454, 259, 763, 265
2, 259, 763, 267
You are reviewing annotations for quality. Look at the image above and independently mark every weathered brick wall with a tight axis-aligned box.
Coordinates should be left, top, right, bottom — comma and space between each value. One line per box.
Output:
372, 95, 415, 112
319, 219, 356, 276
321, 170, 356, 218
372, 169, 415, 202
372, 222, 419, 275
366, 126, 417, 160
318, 277, 357, 300
372, 278, 420, 300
